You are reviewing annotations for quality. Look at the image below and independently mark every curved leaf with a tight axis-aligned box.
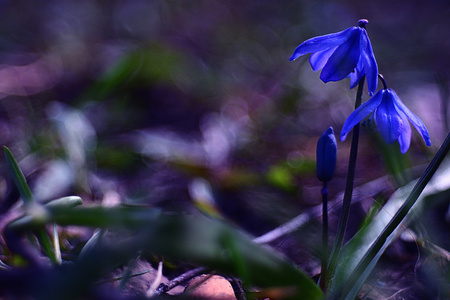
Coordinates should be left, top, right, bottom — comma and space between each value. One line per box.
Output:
329, 152, 450, 299
9, 206, 323, 299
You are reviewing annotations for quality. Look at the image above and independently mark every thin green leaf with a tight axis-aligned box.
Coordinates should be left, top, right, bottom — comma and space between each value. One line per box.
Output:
3, 146, 34, 206
36, 228, 58, 264
329, 134, 450, 299
9, 206, 323, 299
4, 146, 58, 264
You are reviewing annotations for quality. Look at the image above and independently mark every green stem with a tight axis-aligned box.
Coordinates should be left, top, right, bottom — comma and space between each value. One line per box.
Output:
338, 132, 450, 298
320, 181, 328, 292
327, 76, 365, 287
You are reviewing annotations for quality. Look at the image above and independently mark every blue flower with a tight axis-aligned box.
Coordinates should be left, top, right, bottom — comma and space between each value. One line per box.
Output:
290, 19, 378, 95
340, 88, 431, 153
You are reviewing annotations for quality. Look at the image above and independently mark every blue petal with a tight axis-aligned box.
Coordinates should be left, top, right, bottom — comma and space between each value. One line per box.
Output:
397, 111, 412, 154
340, 89, 384, 141
309, 47, 336, 71
389, 89, 431, 146
360, 29, 378, 95
289, 27, 355, 61
320, 29, 361, 82
374, 92, 403, 144
349, 58, 364, 89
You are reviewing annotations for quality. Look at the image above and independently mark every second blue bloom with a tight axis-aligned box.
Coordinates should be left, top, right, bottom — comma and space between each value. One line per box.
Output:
290, 19, 378, 95
340, 88, 431, 153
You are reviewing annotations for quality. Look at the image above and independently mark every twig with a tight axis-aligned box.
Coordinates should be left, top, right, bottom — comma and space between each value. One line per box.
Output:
384, 287, 411, 300
52, 224, 62, 265
146, 261, 163, 297
253, 173, 393, 245
95, 269, 153, 285
230, 277, 246, 300
154, 266, 207, 296
253, 208, 317, 244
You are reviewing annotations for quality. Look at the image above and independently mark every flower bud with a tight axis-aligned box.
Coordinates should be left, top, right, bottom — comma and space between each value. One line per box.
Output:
316, 127, 337, 182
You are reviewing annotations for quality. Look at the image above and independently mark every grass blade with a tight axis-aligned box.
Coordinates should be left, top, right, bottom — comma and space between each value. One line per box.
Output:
4, 146, 58, 264
9, 206, 323, 299
3, 146, 34, 206
329, 133, 450, 299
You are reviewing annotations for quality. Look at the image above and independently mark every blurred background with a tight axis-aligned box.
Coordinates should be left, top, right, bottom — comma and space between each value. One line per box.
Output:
0, 0, 448, 298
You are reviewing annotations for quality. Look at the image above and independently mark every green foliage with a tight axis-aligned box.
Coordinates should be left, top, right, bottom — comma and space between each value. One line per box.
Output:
3, 144, 325, 299
329, 138, 450, 299
266, 163, 296, 192
4, 146, 58, 264
85, 44, 186, 100
4, 133, 449, 299
9, 205, 323, 299
4, 146, 35, 206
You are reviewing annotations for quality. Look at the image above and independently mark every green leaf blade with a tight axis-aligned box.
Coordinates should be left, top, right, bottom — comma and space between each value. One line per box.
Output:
329, 152, 450, 299
9, 206, 323, 299
3, 146, 35, 206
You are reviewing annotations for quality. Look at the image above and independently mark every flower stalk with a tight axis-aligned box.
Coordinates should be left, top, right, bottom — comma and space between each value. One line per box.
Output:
320, 182, 328, 292
316, 127, 337, 291
327, 75, 365, 289
337, 131, 450, 298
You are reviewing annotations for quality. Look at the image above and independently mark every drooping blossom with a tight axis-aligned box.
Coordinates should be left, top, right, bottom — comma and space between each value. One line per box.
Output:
290, 19, 378, 95
340, 88, 431, 153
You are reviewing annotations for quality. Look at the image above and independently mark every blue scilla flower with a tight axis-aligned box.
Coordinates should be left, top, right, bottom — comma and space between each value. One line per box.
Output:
290, 19, 378, 95
340, 87, 431, 153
